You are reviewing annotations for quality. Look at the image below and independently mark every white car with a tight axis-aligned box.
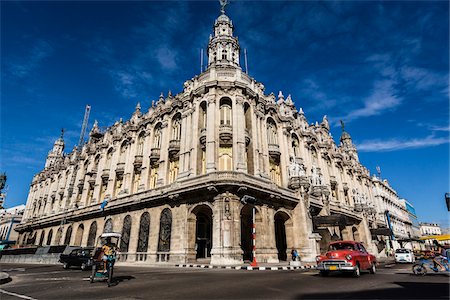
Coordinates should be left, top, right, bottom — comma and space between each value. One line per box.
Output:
395, 248, 415, 263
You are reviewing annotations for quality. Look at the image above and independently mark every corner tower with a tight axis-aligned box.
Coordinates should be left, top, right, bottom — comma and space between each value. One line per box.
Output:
45, 129, 65, 168
207, 1, 240, 68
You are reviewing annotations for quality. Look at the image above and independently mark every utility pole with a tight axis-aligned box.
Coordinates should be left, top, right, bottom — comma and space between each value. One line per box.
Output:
244, 48, 249, 74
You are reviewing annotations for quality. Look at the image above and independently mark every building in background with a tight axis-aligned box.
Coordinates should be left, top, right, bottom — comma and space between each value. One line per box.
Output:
372, 178, 412, 253
419, 222, 450, 248
16, 3, 415, 264
0, 204, 25, 247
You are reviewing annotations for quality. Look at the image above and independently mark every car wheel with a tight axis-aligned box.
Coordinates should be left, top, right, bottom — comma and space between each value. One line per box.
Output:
81, 263, 88, 271
319, 271, 329, 277
63, 263, 70, 269
353, 264, 361, 277
369, 263, 376, 274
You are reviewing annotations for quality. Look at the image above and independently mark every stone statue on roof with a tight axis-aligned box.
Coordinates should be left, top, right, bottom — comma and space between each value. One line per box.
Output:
220, 0, 229, 14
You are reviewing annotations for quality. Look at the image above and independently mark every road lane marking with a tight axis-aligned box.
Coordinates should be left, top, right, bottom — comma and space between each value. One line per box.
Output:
0, 289, 37, 300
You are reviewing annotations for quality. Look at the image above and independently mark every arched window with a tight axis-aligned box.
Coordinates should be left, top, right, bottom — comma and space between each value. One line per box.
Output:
199, 102, 207, 129
311, 146, 318, 164
39, 231, 45, 246
103, 218, 113, 233
119, 141, 128, 164
153, 124, 162, 148
46, 229, 53, 246
74, 224, 84, 246
168, 159, 179, 184
137, 212, 150, 253
218, 146, 233, 171
137, 133, 145, 156
171, 114, 181, 141
64, 226, 73, 245
292, 134, 300, 158
158, 208, 172, 252
99, 178, 108, 202
220, 98, 232, 126
120, 215, 132, 252
149, 165, 158, 189
55, 227, 63, 245
93, 155, 100, 171
222, 49, 228, 60
269, 157, 282, 185
105, 148, 113, 169
267, 119, 278, 144
87, 221, 97, 247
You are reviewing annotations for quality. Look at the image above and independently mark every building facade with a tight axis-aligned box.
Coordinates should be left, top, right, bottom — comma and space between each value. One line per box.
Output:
17, 7, 411, 264
0, 204, 25, 244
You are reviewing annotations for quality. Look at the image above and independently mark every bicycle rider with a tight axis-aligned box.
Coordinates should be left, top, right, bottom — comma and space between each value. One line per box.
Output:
102, 237, 117, 273
431, 240, 448, 271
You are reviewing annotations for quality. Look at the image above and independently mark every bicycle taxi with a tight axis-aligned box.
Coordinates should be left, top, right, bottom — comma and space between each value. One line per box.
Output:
90, 232, 121, 287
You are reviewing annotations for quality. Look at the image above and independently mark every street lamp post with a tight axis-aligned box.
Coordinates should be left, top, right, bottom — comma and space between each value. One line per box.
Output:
241, 195, 257, 267
445, 193, 449, 212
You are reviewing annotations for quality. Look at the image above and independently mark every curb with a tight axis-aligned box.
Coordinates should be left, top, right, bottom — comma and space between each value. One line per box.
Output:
175, 264, 316, 271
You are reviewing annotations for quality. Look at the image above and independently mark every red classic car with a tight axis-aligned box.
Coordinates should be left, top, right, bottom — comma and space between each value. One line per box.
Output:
316, 240, 377, 277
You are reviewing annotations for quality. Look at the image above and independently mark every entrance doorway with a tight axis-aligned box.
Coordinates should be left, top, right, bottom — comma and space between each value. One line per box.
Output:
196, 211, 212, 258
240, 204, 254, 261
190, 205, 212, 259
274, 212, 289, 261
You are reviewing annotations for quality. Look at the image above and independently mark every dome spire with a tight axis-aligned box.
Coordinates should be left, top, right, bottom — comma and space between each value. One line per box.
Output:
207, 0, 240, 69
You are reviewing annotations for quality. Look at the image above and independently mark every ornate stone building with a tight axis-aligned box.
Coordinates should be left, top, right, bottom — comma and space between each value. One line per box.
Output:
16, 6, 407, 264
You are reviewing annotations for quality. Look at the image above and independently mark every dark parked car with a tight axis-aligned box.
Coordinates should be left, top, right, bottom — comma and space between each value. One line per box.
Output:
59, 247, 99, 270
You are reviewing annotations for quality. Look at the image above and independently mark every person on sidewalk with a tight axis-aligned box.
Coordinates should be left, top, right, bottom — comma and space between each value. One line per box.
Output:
291, 248, 299, 261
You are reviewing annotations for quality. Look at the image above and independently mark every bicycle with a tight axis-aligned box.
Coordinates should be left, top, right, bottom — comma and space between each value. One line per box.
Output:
412, 255, 449, 276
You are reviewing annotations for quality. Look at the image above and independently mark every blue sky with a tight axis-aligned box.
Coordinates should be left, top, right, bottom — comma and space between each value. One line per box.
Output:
1, 1, 449, 227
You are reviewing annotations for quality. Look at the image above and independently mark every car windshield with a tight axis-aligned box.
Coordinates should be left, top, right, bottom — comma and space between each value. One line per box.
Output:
81, 249, 93, 256
329, 243, 355, 251
395, 249, 410, 253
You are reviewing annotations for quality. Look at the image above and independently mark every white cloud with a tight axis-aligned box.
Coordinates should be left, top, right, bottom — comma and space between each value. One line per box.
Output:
338, 79, 401, 122
155, 45, 177, 71
8, 39, 54, 78
401, 66, 449, 92
357, 135, 449, 152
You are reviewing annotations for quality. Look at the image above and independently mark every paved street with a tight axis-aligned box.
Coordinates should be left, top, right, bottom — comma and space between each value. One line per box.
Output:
0, 263, 448, 299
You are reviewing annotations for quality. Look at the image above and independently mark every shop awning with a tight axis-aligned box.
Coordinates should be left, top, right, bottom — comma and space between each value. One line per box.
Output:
370, 227, 393, 236
419, 234, 450, 241
312, 215, 359, 227
396, 237, 424, 243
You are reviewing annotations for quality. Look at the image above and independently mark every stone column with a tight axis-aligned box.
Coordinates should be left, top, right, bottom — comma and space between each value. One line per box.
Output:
157, 120, 169, 186
128, 211, 141, 258
210, 193, 243, 265
257, 205, 279, 263
234, 94, 247, 172
279, 128, 290, 187
298, 194, 321, 262
139, 130, 151, 191
122, 139, 135, 195
168, 205, 187, 263
260, 118, 269, 177
206, 93, 217, 173
106, 147, 119, 199
178, 107, 191, 179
